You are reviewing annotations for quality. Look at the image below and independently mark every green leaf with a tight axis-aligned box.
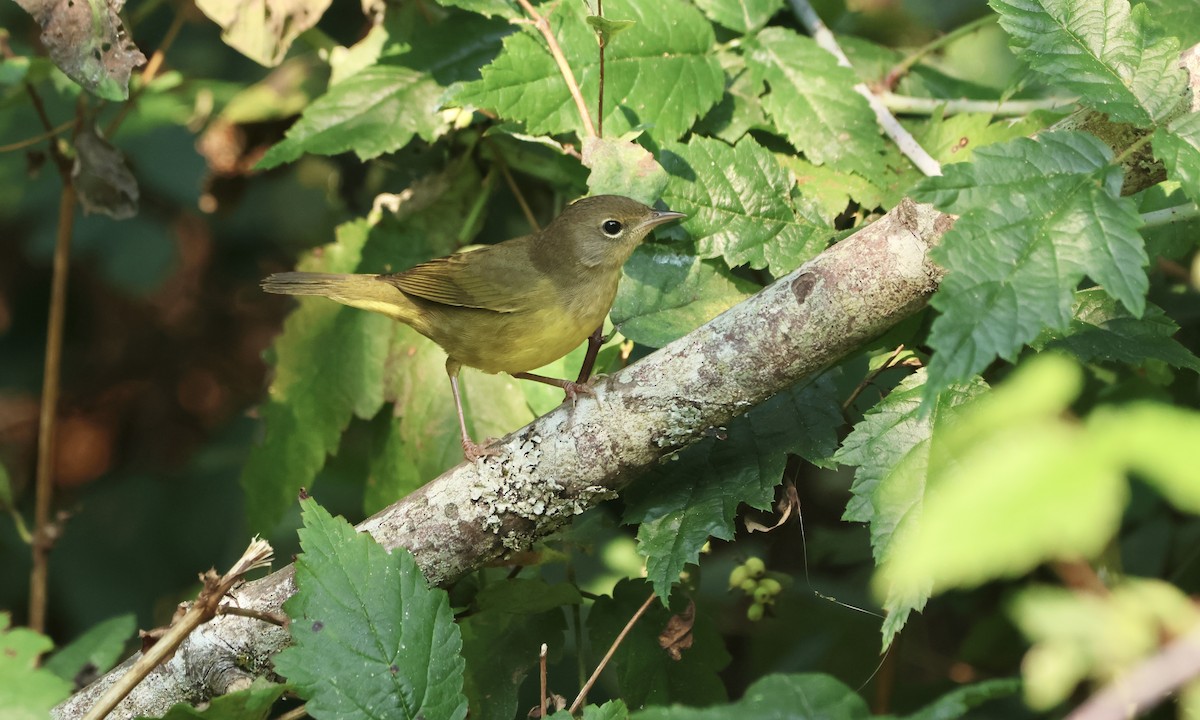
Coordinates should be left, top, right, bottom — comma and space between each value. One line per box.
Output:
586, 16, 637, 45
746, 27, 888, 178
0, 613, 72, 720
661, 135, 833, 274
431, 0, 519, 19
989, 0, 1185, 124
452, 0, 724, 142
912, 131, 1148, 396
552, 701, 631, 720
835, 370, 987, 648
694, 51, 769, 145
589, 580, 730, 708
626, 374, 841, 599
612, 243, 757, 348
875, 355, 1128, 605
900, 679, 1021, 720
461, 580, 580, 719
260, 11, 509, 168
44, 614, 136, 682
1088, 402, 1200, 514
583, 136, 669, 205
1154, 111, 1200, 204
631, 673, 870, 719
242, 220, 392, 531
1135, 0, 1200, 47
138, 678, 289, 720
277, 499, 467, 720
693, 0, 784, 34
1033, 288, 1200, 371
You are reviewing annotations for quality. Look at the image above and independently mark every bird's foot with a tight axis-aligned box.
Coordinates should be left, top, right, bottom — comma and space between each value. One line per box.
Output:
562, 380, 597, 407
463, 437, 502, 462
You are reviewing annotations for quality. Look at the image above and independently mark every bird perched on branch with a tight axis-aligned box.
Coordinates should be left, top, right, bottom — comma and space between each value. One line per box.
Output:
263, 194, 685, 460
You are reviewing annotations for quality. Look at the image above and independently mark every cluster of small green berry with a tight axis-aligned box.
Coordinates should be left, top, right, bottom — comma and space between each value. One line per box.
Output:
728, 556, 785, 621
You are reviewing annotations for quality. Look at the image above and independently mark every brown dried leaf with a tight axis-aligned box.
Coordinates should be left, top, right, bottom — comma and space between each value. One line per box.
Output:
14, 0, 145, 100
658, 600, 696, 661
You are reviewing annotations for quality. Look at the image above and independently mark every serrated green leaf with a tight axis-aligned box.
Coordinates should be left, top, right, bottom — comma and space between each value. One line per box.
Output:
259, 11, 509, 168
626, 374, 841, 599
278, 499, 467, 720
612, 244, 757, 348
589, 580, 730, 707
1034, 288, 1200, 370
775, 154, 882, 222
1088, 402, 1200, 514
875, 356, 1128, 607
461, 579, 579, 719
1154, 111, 1200, 204
583, 136, 668, 204
835, 370, 987, 648
551, 701, 630, 720
661, 135, 832, 274
0, 613, 72, 720
44, 614, 135, 682
915, 111, 1053, 166
452, 0, 724, 142
989, 0, 1185, 125
242, 220, 392, 532
137, 678, 288, 720
912, 131, 1148, 396
631, 673, 870, 719
746, 27, 887, 178
693, 0, 784, 34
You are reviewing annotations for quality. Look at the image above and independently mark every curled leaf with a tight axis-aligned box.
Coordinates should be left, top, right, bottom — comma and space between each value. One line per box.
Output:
14, 0, 145, 100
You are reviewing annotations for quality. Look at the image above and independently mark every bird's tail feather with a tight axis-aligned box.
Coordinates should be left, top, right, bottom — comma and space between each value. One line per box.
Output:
261, 272, 414, 321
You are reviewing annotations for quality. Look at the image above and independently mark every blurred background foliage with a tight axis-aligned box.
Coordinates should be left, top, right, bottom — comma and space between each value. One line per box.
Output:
1, 0, 1198, 716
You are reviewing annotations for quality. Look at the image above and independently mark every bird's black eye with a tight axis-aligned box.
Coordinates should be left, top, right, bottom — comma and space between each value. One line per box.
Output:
602, 219, 623, 236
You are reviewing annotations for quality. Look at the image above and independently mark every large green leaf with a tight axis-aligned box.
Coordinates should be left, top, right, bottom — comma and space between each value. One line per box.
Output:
912, 131, 1147, 396
693, 0, 784, 34
242, 220, 393, 531
660, 134, 832, 274
137, 679, 288, 720
746, 27, 888, 178
259, 10, 510, 168
43, 614, 135, 682
612, 244, 758, 348
277, 499, 467, 720
835, 370, 988, 647
989, 0, 1185, 125
452, 0, 724, 143
625, 374, 841, 599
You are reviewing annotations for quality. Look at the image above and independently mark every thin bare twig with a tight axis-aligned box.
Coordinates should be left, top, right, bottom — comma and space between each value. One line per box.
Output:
788, 0, 942, 176
539, 643, 548, 718
568, 591, 656, 714
81, 539, 274, 720
514, 0, 597, 138
1067, 621, 1200, 720
842, 345, 909, 412
106, 8, 186, 137
0, 120, 76, 154
492, 148, 540, 231
879, 93, 1076, 117
273, 704, 309, 720
596, 0, 605, 138
217, 605, 288, 626
883, 14, 996, 89
25, 78, 78, 634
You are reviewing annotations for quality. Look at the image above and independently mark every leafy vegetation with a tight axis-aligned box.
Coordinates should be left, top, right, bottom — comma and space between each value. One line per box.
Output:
2, 0, 1200, 718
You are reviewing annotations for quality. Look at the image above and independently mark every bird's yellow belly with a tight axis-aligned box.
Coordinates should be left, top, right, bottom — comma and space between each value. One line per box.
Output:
425, 304, 607, 375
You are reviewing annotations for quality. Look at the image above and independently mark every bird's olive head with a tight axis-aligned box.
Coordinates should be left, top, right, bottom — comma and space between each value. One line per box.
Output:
550, 195, 686, 269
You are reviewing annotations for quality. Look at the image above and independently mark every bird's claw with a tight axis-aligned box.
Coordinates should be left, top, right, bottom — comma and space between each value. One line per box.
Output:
562, 380, 597, 407
463, 438, 502, 462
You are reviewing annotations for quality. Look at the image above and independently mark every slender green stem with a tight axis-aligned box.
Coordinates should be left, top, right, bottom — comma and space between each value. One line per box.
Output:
885, 14, 997, 88
881, 92, 1076, 117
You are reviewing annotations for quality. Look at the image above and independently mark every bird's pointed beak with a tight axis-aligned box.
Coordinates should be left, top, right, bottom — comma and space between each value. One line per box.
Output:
638, 209, 687, 232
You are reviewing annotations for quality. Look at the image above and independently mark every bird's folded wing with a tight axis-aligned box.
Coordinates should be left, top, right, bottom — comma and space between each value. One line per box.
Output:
382, 246, 546, 314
